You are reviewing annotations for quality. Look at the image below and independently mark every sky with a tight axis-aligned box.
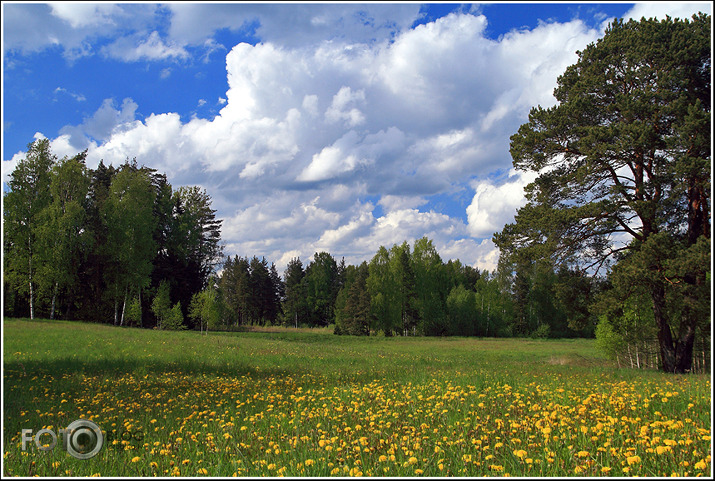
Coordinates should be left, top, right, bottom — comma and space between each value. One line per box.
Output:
2, 2, 711, 274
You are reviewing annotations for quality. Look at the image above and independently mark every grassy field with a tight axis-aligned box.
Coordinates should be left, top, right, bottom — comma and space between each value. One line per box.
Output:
2, 318, 711, 477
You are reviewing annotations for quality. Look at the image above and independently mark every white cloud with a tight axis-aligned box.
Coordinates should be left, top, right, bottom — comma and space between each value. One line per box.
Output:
101, 31, 189, 62
325, 86, 366, 127
53, 87, 86, 102
167, 3, 422, 48
48, 3, 123, 29
624, 2, 711, 22
466, 169, 539, 239
59, 98, 138, 150
23, 12, 600, 271
18, 7, 706, 272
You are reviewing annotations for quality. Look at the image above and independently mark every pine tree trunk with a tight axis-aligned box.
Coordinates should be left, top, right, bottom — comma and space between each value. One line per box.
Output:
674, 323, 696, 373
652, 284, 677, 372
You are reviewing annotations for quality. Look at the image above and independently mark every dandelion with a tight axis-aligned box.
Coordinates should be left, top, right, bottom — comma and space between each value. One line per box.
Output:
305, 459, 314, 467
577, 450, 589, 458
131, 456, 141, 463
694, 460, 708, 470
626, 455, 641, 466
601, 467, 611, 473
197, 468, 207, 475
513, 449, 527, 459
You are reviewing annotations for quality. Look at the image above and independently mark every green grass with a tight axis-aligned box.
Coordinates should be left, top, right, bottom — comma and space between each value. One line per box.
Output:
3, 318, 711, 477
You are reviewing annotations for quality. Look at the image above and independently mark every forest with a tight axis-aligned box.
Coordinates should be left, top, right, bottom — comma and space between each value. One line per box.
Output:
2, 138, 595, 339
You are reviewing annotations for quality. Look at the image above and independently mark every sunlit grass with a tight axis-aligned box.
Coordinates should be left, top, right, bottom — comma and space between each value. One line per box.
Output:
3, 318, 711, 477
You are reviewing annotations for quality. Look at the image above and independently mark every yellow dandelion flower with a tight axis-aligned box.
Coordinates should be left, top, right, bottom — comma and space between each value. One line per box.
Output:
415, 469, 424, 475
577, 450, 589, 458
601, 467, 612, 473
182, 459, 190, 466
197, 468, 208, 475
305, 459, 314, 467
408, 457, 418, 465
513, 449, 527, 459
131, 456, 141, 463
627, 455, 641, 465
694, 460, 708, 470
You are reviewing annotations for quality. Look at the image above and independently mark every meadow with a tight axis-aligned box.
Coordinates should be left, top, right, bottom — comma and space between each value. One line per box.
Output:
3, 318, 711, 477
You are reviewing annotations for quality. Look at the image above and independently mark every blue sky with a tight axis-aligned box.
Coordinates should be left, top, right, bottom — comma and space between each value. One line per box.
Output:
2, 2, 711, 272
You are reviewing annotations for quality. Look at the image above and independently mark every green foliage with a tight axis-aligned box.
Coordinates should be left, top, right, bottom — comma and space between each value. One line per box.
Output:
366, 246, 400, 336
163, 302, 185, 330
189, 284, 221, 333
125, 296, 142, 327
530, 323, 551, 339
3, 139, 56, 319
445, 284, 478, 336
495, 14, 711, 371
334, 262, 371, 336
281, 257, 308, 327
305, 252, 339, 327
151, 281, 172, 329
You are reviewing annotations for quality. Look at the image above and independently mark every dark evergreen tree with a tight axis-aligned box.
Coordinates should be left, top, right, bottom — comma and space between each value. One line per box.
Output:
304, 252, 339, 326
282, 257, 307, 327
494, 15, 710, 372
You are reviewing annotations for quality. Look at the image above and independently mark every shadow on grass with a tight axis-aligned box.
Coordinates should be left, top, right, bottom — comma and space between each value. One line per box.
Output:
3, 355, 304, 380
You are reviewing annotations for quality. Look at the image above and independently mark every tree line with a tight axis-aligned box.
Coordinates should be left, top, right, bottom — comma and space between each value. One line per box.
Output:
4, 139, 223, 329
187, 237, 598, 339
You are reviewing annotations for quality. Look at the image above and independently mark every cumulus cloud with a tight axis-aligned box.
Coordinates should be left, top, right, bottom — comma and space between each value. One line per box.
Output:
466, 170, 539, 239
101, 31, 190, 62
14, 12, 605, 271
59, 98, 138, 150
624, 2, 711, 22
167, 3, 422, 48
11, 4, 707, 272
48, 2, 124, 29
2, 3, 160, 60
